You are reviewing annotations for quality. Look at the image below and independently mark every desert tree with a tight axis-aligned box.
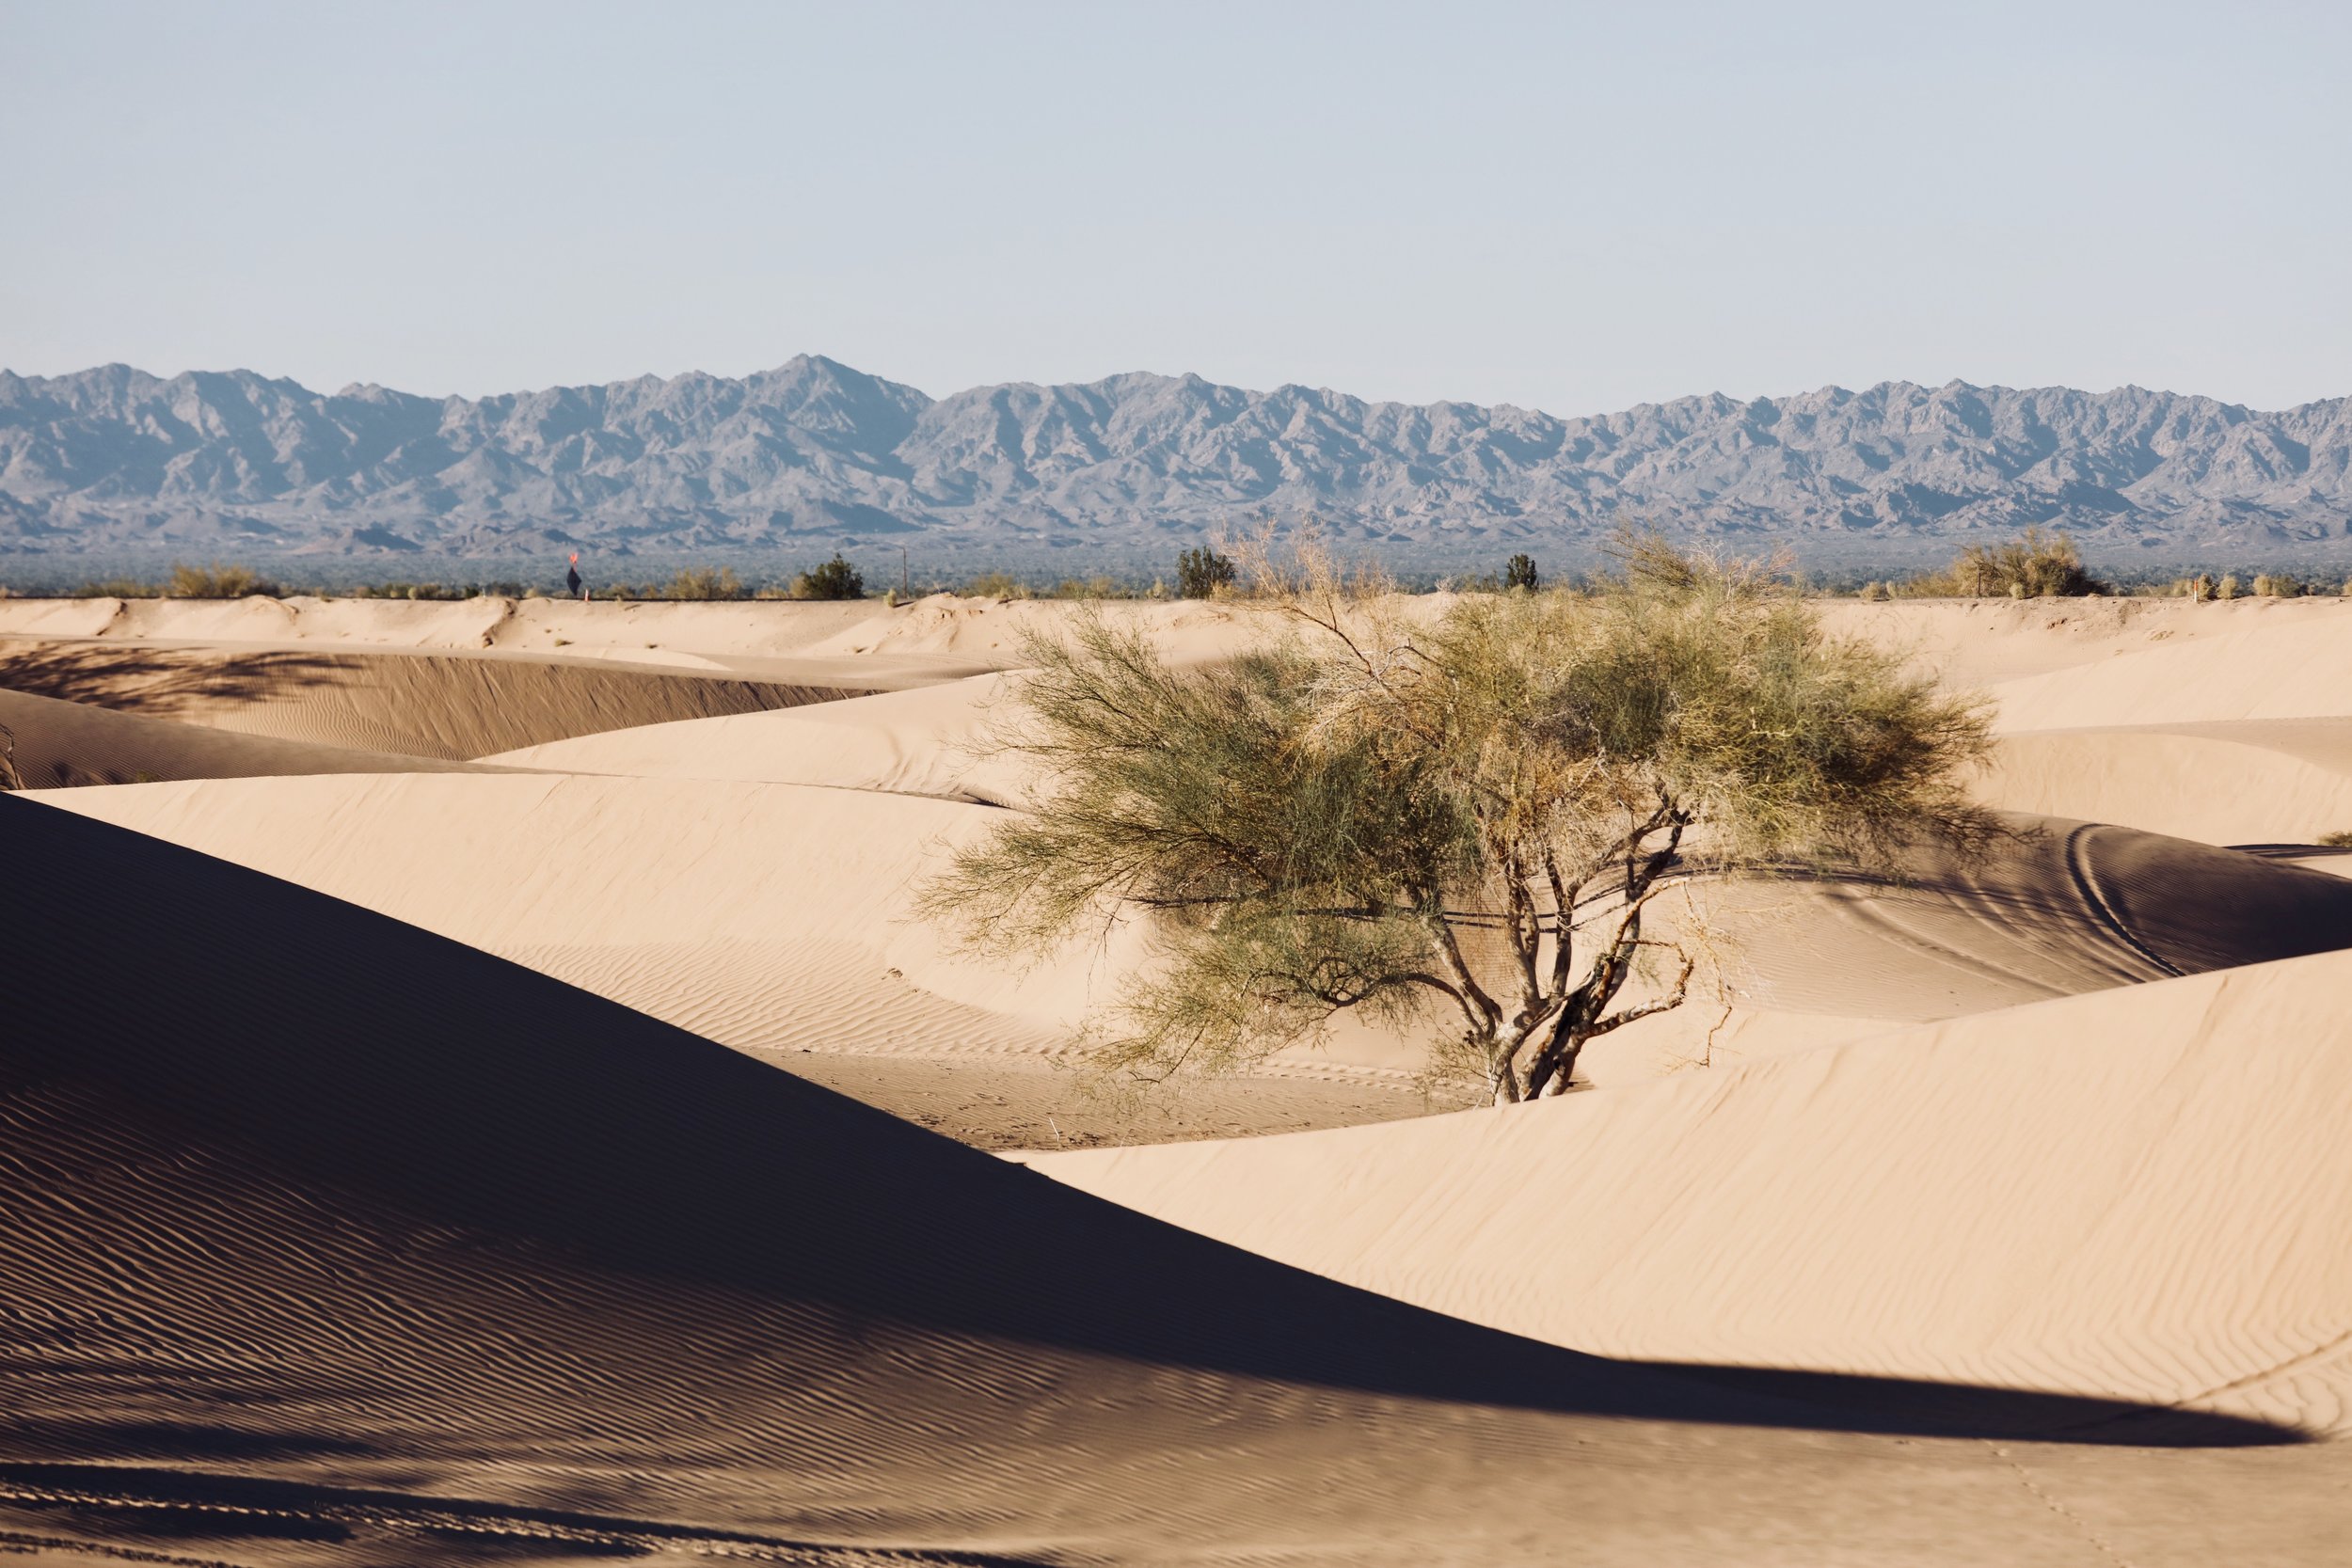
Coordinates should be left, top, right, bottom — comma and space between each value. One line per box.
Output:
919, 534, 1995, 1104
1176, 546, 1237, 599
794, 554, 866, 600
1503, 553, 1540, 591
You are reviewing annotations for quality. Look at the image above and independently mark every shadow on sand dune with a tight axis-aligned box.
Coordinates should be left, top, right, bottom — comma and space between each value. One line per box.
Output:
0, 638, 345, 718
0, 796, 2290, 1459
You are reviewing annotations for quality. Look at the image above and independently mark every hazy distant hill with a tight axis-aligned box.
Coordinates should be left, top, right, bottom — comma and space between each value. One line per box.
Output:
3, 356, 2346, 569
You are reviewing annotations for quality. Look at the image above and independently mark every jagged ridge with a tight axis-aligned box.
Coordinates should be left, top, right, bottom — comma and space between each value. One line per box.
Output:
2, 356, 2346, 562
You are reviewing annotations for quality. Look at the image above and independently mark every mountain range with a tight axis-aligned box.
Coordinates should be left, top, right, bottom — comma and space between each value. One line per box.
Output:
3, 357, 2346, 571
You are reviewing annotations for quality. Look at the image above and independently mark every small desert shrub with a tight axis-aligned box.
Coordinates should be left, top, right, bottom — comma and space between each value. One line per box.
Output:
167, 562, 279, 599
1049, 576, 1130, 600
794, 554, 866, 600
2253, 574, 2304, 598
663, 566, 746, 601
2317, 830, 2352, 847
1857, 580, 1890, 602
1176, 545, 1237, 599
1503, 553, 1541, 591
2216, 575, 2240, 600
962, 570, 1030, 600
1907, 528, 2098, 598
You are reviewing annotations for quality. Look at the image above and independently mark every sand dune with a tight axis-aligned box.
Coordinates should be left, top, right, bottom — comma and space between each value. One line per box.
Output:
1979, 721, 2352, 844
30, 771, 1077, 1053
491, 673, 1024, 800
0, 591, 885, 655
1036, 943, 2352, 1439
1816, 594, 2352, 688
9, 591, 2352, 1563
1990, 611, 2352, 731
42, 769, 2352, 1127
1572, 813, 2352, 1082
1, 637, 875, 759
17, 794, 2333, 1566
0, 685, 501, 787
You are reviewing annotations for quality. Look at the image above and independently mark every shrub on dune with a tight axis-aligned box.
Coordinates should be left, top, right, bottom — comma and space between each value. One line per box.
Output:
167, 562, 279, 599
663, 566, 746, 601
920, 531, 1995, 1105
1903, 528, 2099, 598
1176, 545, 1237, 599
793, 554, 866, 600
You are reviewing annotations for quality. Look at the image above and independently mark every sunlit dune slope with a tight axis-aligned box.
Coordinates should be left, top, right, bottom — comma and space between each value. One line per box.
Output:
43, 774, 2352, 1101
9, 795, 2322, 1566
0, 685, 501, 786
1990, 613, 2352, 731
21, 771, 2333, 1082
1402, 811, 2352, 1085
0, 637, 873, 758
33, 771, 1089, 1065
1979, 721, 2352, 845
1036, 944, 2352, 1434
490, 673, 1025, 800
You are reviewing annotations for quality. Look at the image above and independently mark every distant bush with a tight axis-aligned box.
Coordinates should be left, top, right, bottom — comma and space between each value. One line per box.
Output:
794, 554, 866, 600
2216, 574, 2240, 600
961, 570, 1029, 600
1902, 528, 2098, 598
2253, 574, 2304, 598
1176, 545, 1237, 599
1857, 580, 1890, 602
1049, 576, 1135, 600
1503, 553, 1540, 591
167, 562, 280, 599
663, 566, 746, 601
72, 577, 164, 598
349, 581, 458, 601
2318, 830, 2352, 847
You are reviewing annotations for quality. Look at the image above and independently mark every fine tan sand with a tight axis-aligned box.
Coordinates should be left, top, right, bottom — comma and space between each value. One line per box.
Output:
1980, 721, 2352, 846
0, 637, 878, 759
44, 771, 2352, 1105
1032, 947, 2352, 1434
3, 795, 2340, 1568
8, 592, 2352, 1563
0, 684, 501, 787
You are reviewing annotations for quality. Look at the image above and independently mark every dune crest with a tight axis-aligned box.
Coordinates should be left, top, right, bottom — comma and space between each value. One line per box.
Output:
16, 795, 2337, 1564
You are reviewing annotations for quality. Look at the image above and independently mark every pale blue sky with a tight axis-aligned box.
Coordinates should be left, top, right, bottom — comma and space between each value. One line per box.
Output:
4, 0, 2346, 413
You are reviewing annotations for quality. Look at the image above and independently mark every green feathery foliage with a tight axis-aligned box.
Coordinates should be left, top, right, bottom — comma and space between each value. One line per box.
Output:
794, 554, 866, 600
166, 562, 278, 599
919, 533, 1995, 1103
1176, 546, 1236, 599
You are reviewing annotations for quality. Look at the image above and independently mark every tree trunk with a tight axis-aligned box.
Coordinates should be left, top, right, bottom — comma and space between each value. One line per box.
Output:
1539, 1037, 1583, 1097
